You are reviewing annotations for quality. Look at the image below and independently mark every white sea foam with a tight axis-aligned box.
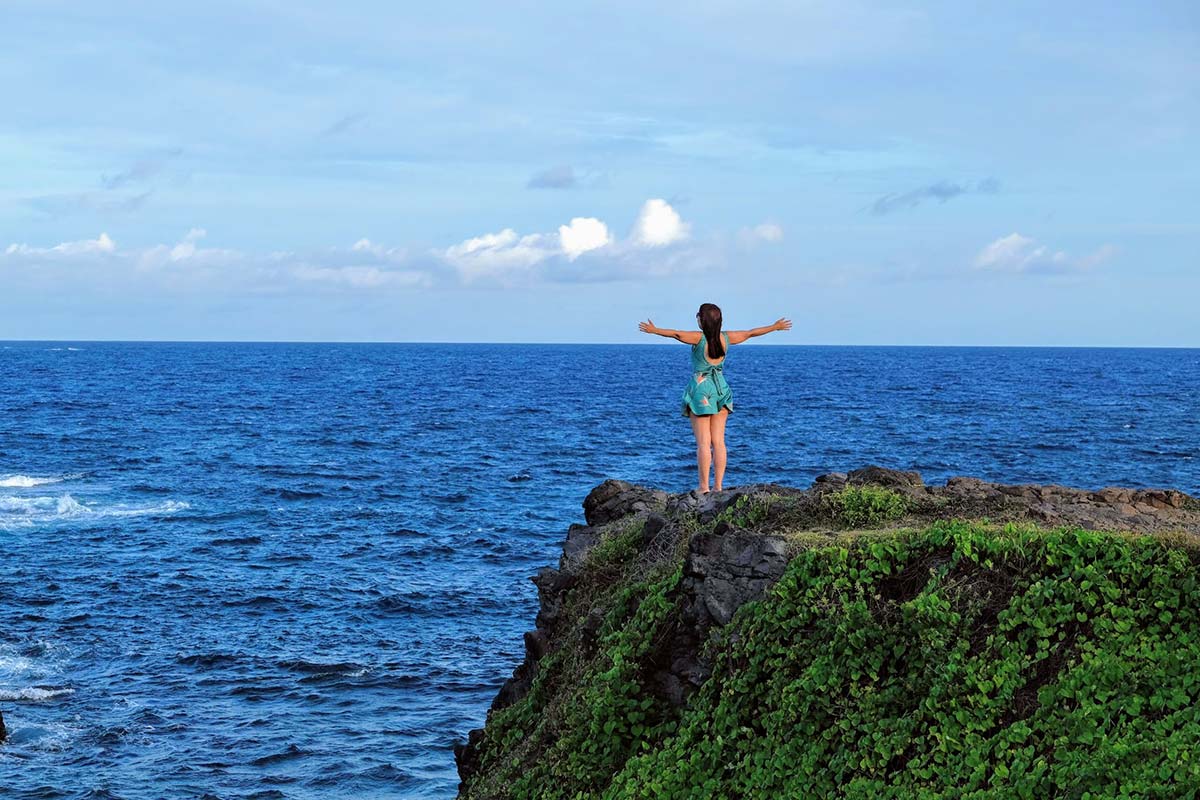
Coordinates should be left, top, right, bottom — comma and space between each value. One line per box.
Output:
0, 474, 66, 488
0, 495, 42, 512
0, 492, 190, 530
0, 641, 72, 697
0, 686, 75, 702
0, 715, 80, 753
108, 499, 191, 517
0, 653, 36, 677
55, 494, 89, 517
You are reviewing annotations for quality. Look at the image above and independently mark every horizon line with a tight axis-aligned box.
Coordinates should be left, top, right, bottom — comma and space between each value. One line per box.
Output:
1, 338, 1197, 350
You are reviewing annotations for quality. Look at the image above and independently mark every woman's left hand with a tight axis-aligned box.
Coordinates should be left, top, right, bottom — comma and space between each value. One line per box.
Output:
638, 319, 657, 335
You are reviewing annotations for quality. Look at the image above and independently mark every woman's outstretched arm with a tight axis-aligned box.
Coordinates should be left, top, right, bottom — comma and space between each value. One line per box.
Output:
638, 319, 703, 345
727, 318, 792, 345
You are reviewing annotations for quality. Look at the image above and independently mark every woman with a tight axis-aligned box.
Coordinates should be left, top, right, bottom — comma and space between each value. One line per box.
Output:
638, 304, 791, 494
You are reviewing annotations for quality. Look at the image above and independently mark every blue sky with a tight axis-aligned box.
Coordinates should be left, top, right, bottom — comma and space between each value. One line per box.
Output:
1, 1, 1196, 344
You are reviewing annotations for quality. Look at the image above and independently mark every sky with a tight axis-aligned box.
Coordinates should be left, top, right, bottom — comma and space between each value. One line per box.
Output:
1, 1, 1197, 345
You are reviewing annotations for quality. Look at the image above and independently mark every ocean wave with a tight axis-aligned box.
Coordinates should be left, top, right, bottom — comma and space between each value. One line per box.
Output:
0, 493, 190, 529
0, 643, 74, 717
0, 473, 81, 488
0, 653, 36, 677
0, 714, 81, 753
0, 686, 75, 702
210, 534, 263, 546
305, 762, 415, 788
177, 652, 245, 669
298, 670, 368, 685
278, 659, 367, 677
250, 743, 310, 766
270, 488, 325, 500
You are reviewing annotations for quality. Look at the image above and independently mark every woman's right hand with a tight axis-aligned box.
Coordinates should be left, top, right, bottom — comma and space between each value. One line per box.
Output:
774, 318, 793, 332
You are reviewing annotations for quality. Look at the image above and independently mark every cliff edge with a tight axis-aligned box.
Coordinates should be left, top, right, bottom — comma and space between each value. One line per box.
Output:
455, 467, 1200, 799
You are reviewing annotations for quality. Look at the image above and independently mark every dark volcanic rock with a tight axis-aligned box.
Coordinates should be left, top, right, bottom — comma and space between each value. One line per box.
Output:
559, 524, 600, 570
532, 567, 575, 631
583, 480, 668, 526
0, 708, 6, 743
684, 525, 789, 627
847, 465, 925, 489
650, 525, 790, 705
666, 482, 805, 522
453, 728, 483, 784
813, 471, 848, 488
933, 476, 1199, 533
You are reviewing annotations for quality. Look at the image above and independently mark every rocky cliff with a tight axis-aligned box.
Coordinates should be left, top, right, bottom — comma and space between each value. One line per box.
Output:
455, 467, 1200, 799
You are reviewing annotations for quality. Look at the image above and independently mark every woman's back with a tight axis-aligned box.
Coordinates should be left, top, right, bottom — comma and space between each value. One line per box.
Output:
692, 332, 729, 370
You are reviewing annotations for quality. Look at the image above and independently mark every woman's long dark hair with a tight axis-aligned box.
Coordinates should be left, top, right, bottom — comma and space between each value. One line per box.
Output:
698, 303, 725, 360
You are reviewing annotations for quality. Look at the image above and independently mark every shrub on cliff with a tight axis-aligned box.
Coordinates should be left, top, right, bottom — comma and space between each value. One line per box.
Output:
823, 485, 910, 527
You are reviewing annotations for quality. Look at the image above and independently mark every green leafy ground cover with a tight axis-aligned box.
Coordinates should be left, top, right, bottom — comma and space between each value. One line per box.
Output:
462, 518, 1200, 800
823, 485, 911, 527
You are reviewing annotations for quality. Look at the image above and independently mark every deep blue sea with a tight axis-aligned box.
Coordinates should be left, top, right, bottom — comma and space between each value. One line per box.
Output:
1, 342, 1197, 799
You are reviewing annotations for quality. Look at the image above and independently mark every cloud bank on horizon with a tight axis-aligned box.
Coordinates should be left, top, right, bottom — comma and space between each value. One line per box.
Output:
3, 198, 783, 291
0, 1, 1196, 344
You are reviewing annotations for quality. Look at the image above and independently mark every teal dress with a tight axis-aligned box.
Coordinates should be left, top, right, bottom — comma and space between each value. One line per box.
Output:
681, 332, 733, 417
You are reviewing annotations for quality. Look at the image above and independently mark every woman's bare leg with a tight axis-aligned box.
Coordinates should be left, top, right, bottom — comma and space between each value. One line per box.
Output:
689, 412, 712, 493
710, 409, 729, 491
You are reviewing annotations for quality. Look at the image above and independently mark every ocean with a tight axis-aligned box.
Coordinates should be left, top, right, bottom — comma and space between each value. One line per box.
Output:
1, 342, 1197, 799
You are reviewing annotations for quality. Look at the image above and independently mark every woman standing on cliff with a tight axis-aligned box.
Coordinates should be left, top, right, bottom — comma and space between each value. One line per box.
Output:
638, 304, 791, 494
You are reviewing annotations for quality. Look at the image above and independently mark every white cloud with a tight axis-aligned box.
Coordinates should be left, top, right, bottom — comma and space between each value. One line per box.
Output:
1077, 244, 1119, 269
974, 232, 1115, 274
438, 199, 727, 283
558, 217, 611, 260
292, 265, 429, 289
136, 228, 242, 270
753, 222, 784, 242
440, 217, 612, 281
5, 232, 116, 257
442, 228, 555, 281
2, 198, 749, 290
631, 199, 690, 247
974, 232, 1056, 271
738, 222, 784, 247
347, 237, 407, 260
169, 227, 207, 260
3, 229, 436, 291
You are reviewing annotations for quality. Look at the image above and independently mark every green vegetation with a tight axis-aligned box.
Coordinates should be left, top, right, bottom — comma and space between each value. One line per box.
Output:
609, 522, 1200, 798
824, 485, 910, 527
463, 514, 684, 800
585, 517, 645, 569
461, 520, 1200, 799
712, 493, 779, 529
468, 567, 683, 798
